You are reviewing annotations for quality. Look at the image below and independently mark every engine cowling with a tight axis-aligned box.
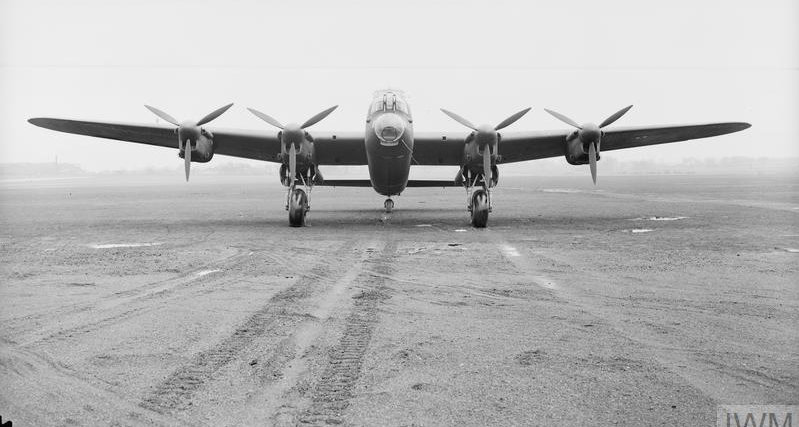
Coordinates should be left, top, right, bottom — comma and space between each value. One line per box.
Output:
564, 135, 600, 165
182, 131, 215, 163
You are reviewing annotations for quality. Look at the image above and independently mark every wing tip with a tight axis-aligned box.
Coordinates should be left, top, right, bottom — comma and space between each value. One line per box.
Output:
726, 121, 752, 133
28, 117, 52, 128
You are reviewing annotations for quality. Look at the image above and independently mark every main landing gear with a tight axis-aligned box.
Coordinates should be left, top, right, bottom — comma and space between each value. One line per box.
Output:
469, 188, 490, 228
287, 187, 308, 227
384, 198, 394, 213
464, 174, 492, 228
287, 177, 311, 227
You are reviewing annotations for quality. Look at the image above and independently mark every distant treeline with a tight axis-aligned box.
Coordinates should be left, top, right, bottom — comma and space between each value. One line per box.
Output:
1, 157, 796, 178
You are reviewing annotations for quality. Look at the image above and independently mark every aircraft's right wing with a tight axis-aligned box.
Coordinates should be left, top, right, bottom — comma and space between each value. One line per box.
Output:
28, 118, 280, 161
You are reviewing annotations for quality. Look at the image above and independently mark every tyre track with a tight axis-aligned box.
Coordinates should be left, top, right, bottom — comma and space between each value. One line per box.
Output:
21, 275, 246, 348
17, 248, 307, 347
0, 342, 185, 427
140, 240, 359, 415
5, 247, 256, 339
298, 241, 397, 426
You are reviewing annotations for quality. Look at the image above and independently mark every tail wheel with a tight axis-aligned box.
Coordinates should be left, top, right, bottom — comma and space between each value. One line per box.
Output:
288, 188, 308, 227
470, 189, 489, 228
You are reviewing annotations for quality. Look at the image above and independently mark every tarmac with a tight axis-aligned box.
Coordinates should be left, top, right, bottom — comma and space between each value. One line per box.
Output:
1, 173, 797, 426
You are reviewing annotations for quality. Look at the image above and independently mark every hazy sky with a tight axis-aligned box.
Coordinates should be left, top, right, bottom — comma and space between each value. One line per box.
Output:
1, 0, 797, 172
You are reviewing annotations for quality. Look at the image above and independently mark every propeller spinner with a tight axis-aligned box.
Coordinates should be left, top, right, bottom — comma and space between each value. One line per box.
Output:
247, 105, 338, 188
440, 107, 531, 189
544, 105, 633, 184
144, 103, 233, 181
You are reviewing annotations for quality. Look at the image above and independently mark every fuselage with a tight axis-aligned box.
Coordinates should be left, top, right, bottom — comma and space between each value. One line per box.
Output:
364, 90, 414, 196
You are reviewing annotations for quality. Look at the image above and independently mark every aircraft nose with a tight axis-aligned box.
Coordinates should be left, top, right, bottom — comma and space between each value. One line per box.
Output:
374, 114, 405, 144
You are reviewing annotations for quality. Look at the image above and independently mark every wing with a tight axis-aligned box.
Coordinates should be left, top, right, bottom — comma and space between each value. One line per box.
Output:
493, 122, 751, 164
309, 132, 368, 165
410, 132, 467, 165
27, 118, 368, 164
599, 122, 751, 152
29, 118, 749, 166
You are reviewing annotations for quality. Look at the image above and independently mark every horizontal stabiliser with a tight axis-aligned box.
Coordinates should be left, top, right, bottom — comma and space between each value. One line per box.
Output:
319, 180, 459, 188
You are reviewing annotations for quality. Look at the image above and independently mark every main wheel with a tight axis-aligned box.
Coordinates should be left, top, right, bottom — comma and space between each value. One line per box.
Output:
288, 188, 308, 227
470, 189, 489, 228
384, 198, 394, 213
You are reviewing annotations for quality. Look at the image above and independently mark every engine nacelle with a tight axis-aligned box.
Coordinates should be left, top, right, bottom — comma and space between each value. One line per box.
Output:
564, 137, 600, 165
181, 132, 215, 163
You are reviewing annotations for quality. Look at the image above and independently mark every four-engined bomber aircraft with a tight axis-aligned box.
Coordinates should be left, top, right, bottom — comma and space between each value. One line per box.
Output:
29, 89, 750, 227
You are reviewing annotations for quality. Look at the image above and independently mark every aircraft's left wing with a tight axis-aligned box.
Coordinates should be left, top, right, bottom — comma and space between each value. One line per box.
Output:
495, 122, 751, 164
411, 122, 750, 165
27, 118, 369, 164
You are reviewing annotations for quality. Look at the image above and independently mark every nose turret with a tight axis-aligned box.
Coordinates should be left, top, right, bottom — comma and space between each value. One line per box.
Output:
373, 113, 406, 145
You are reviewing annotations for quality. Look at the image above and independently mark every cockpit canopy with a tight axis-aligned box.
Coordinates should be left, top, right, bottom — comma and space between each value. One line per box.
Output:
370, 92, 409, 115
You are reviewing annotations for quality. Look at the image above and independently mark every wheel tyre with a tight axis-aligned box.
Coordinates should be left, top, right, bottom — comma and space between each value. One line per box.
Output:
470, 190, 489, 228
288, 189, 308, 227
384, 199, 394, 213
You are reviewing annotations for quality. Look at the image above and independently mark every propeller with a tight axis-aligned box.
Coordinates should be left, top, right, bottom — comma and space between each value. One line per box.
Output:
247, 105, 338, 188
144, 103, 233, 181
544, 105, 633, 184
440, 107, 531, 188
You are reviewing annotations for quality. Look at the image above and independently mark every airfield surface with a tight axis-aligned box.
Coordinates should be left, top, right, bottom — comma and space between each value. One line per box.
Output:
1, 173, 797, 426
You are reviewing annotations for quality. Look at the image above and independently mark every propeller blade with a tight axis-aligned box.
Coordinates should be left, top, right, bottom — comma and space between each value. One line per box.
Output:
289, 144, 297, 188
494, 107, 532, 131
301, 105, 338, 129
184, 144, 191, 182
440, 109, 477, 131
588, 142, 597, 185
247, 108, 284, 129
599, 105, 633, 128
483, 147, 492, 189
544, 109, 581, 129
196, 103, 234, 126
144, 105, 179, 126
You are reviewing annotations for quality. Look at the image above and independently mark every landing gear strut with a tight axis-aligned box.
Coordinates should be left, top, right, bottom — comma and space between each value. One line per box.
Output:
384, 198, 394, 213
